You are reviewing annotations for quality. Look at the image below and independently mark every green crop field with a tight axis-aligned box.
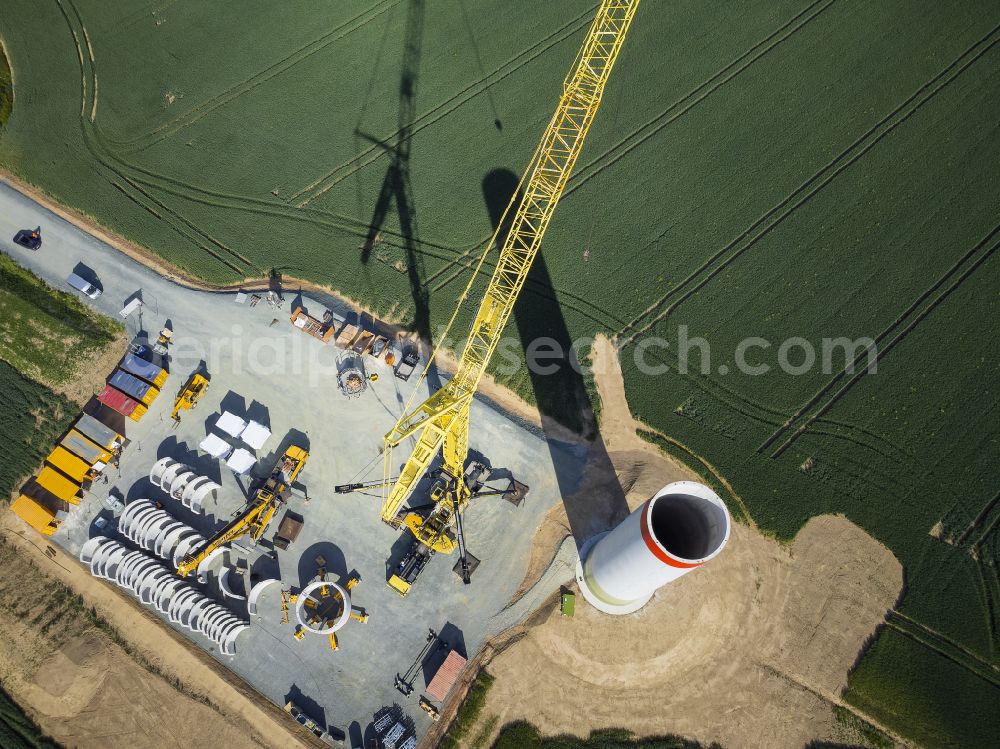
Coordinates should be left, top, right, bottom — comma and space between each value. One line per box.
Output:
0, 359, 76, 500
0, 685, 62, 749
0, 253, 120, 387
0, 1, 998, 745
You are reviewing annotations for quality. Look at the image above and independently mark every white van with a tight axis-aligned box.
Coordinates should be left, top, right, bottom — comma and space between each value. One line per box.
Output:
120, 297, 143, 318
66, 272, 101, 299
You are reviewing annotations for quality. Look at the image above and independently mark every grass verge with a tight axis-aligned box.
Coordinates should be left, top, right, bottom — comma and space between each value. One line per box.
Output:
0, 42, 11, 127
0, 359, 75, 499
0, 253, 120, 386
492, 724, 721, 749
439, 671, 495, 749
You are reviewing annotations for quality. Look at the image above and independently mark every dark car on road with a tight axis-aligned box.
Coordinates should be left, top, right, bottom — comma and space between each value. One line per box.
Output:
13, 227, 42, 250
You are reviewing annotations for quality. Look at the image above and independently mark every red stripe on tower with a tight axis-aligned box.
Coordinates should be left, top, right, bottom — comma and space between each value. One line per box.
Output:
639, 500, 701, 569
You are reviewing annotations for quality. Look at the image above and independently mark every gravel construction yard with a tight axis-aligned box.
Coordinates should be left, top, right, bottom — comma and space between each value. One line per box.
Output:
0, 179, 586, 746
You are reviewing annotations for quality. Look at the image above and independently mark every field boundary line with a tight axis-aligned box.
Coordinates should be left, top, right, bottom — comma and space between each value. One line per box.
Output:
755, 661, 915, 749
956, 489, 1000, 546
765, 224, 1000, 458
618, 22, 1000, 343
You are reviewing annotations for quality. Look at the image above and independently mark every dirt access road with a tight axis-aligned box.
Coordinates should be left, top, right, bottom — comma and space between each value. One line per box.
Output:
458, 337, 907, 749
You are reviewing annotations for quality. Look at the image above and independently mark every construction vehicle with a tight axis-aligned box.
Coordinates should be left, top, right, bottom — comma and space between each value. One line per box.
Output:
395, 629, 443, 697
393, 349, 419, 381
385, 462, 527, 594
176, 446, 308, 577
171, 372, 209, 424
378, 0, 639, 593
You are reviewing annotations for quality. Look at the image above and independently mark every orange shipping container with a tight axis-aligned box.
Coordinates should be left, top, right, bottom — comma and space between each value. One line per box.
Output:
46, 445, 92, 483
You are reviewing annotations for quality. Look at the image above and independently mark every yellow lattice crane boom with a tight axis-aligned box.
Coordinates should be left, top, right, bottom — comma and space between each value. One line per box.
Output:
176, 446, 308, 577
380, 1, 640, 556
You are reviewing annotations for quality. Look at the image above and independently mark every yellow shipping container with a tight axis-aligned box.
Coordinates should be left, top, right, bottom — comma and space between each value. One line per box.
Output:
46, 445, 92, 483
11, 495, 61, 535
34, 467, 83, 504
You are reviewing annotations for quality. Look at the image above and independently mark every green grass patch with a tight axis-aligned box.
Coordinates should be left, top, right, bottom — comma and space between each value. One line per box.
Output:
439, 671, 494, 749
0, 359, 75, 499
0, 252, 120, 386
845, 627, 1000, 749
0, 684, 62, 749
0, 41, 11, 127
492, 723, 720, 749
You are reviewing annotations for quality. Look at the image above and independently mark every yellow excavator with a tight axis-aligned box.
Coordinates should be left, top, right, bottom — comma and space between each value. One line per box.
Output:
176, 446, 308, 577
378, 1, 641, 594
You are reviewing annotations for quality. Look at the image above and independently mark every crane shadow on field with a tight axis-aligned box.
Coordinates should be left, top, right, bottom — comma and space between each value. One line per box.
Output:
483, 169, 629, 548
356, 0, 441, 392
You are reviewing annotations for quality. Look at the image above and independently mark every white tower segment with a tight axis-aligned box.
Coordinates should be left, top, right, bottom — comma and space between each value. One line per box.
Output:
576, 481, 731, 614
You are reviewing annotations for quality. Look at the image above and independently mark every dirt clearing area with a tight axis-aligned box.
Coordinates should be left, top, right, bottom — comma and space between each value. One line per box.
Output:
0, 511, 308, 749
462, 338, 905, 749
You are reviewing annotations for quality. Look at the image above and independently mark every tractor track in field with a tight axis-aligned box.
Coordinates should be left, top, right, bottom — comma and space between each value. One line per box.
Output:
972, 561, 1000, 655
885, 610, 1000, 688
57, 0, 629, 333
956, 489, 1000, 546
56, 0, 261, 278
761, 220, 1000, 459
617, 21, 1000, 345
109, 0, 404, 154
562, 0, 838, 198
290, 5, 598, 207
416, 0, 836, 298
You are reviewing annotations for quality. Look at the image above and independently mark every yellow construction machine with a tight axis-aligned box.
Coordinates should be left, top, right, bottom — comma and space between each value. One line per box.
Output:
378, 0, 640, 593
171, 372, 209, 424
176, 446, 308, 577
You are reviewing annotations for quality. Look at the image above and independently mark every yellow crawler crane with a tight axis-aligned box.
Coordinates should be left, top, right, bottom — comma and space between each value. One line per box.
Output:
380, 1, 640, 578
176, 446, 308, 577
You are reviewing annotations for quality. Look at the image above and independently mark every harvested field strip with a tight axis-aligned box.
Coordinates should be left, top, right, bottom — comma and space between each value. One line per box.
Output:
619, 22, 1000, 343
290, 6, 598, 206
565, 0, 837, 196
885, 611, 1000, 689
763, 222, 1000, 457
112, 0, 404, 153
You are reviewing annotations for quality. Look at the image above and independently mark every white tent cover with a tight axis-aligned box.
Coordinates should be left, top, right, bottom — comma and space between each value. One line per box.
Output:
216, 411, 247, 437
240, 421, 271, 449
226, 448, 256, 475
199, 432, 231, 458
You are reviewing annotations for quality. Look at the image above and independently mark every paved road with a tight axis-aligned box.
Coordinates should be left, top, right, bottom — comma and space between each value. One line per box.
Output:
0, 178, 586, 743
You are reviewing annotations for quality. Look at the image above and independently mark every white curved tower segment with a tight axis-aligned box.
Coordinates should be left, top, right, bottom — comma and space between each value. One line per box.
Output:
576, 481, 731, 615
